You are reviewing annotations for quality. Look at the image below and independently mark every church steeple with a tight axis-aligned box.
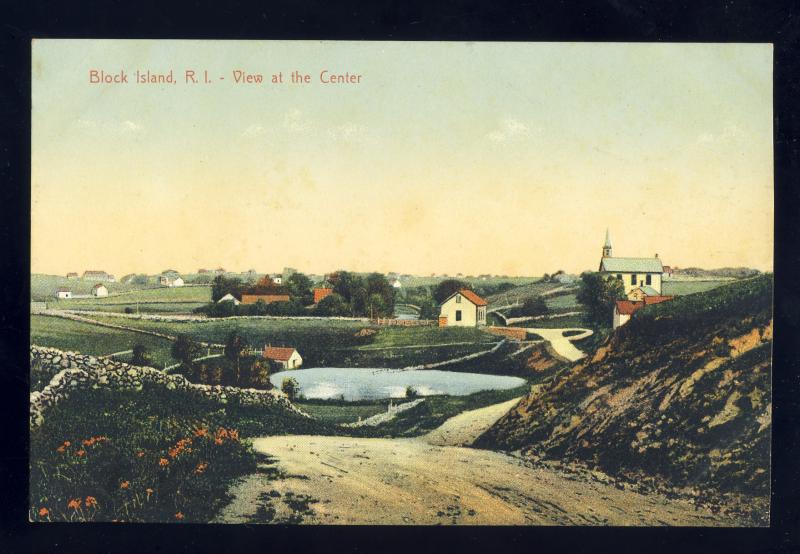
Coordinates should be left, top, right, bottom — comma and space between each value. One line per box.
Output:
602, 228, 613, 258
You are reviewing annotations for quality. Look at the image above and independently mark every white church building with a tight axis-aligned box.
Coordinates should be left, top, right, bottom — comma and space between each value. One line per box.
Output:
598, 229, 664, 299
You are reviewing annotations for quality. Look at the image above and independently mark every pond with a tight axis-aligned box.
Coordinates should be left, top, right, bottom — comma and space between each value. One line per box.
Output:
269, 367, 526, 401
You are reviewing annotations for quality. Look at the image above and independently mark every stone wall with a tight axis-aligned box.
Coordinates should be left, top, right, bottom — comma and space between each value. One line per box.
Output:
29, 345, 310, 430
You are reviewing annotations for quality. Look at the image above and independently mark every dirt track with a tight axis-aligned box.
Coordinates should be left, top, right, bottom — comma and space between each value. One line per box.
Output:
215, 399, 741, 526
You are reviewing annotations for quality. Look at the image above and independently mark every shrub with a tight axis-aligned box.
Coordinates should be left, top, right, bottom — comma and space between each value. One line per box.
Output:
405, 386, 419, 399
281, 377, 300, 401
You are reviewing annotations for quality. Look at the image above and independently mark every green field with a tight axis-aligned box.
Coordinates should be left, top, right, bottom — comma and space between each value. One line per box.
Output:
51, 285, 211, 308
544, 292, 580, 311
485, 281, 570, 306
31, 274, 154, 301
295, 400, 392, 424
662, 280, 734, 296
30, 315, 175, 367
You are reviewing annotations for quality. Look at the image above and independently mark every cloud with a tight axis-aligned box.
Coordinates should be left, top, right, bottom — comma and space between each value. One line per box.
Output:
487, 118, 531, 142
241, 124, 266, 138
696, 124, 745, 145
284, 109, 312, 133
121, 120, 143, 132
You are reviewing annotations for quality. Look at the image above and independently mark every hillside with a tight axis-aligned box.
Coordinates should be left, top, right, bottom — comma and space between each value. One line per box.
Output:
673, 267, 761, 279
476, 276, 772, 523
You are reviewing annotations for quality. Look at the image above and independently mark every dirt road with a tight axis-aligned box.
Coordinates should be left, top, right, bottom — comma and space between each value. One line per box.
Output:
523, 327, 593, 362
215, 399, 739, 526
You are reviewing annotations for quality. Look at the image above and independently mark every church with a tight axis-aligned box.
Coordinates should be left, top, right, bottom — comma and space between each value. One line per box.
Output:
598, 229, 665, 300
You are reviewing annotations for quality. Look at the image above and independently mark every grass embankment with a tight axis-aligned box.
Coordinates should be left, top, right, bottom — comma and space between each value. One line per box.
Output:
350, 384, 531, 438
29, 385, 329, 523
661, 280, 734, 297
30, 315, 174, 367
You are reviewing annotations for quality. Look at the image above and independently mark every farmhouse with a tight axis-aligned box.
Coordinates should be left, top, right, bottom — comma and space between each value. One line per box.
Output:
217, 293, 240, 305
438, 289, 487, 327
83, 270, 115, 282
613, 295, 674, 329
270, 274, 283, 285
262, 346, 302, 369
92, 283, 109, 297
598, 229, 664, 299
55, 287, 72, 299
159, 274, 184, 287
314, 287, 333, 303
241, 293, 291, 305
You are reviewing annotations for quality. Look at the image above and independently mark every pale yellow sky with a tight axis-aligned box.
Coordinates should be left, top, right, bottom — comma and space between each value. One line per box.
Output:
32, 40, 773, 277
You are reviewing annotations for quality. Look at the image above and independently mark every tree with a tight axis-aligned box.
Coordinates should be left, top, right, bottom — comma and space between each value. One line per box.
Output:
519, 296, 549, 317
224, 332, 245, 384
405, 386, 418, 399
171, 334, 198, 366
418, 298, 439, 321
286, 272, 313, 304
131, 342, 151, 366
576, 272, 626, 328
365, 273, 395, 317
315, 293, 349, 316
281, 377, 300, 401
211, 275, 243, 302
433, 279, 469, 304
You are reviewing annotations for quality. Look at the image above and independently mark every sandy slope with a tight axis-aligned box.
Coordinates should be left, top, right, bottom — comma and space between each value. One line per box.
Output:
215, 399, 740, 526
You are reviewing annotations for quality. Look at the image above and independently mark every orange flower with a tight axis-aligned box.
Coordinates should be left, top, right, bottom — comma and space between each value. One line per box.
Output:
75, 449, 86, 457
159, 458, 169, 467
84, 496, 97, 508
56, 445, 65, 453
136, 451, 145, 458
145, 488, 154, 499
38, 507, 49, 517
214, 438, 223, 445
193, 462, 208, 474
67, 498, 81, 510
82, 438, 95, 447
120, 481, 130, 490
193, 428, 208, 437
229, 430, 239, 441
63, 441, 71, 447
175, 511, 184, 520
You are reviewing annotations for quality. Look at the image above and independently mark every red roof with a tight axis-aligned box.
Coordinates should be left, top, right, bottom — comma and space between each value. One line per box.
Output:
615, 300, 644, 315
263, 346, 297, 361
456, 289, 487, 306
92, 283, 106, 289
643, 295, 674, 305
56, 287, 70, 293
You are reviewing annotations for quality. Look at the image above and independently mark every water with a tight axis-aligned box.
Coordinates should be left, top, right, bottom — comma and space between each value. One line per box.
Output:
269, 367, 526, 401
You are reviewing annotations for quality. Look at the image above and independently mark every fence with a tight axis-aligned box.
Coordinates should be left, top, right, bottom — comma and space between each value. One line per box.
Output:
372, 318, 436, 327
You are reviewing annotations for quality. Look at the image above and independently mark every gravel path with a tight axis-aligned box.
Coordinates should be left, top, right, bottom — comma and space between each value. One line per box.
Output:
523, 327, 593, 362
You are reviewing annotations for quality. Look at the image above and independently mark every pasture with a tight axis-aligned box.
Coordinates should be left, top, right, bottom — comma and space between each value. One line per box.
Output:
662, 280, 733, 296
30, 315, 174, 367
31, 274, 151, 301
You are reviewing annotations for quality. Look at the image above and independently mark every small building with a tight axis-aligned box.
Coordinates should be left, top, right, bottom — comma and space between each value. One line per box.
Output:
83, 270, 115, 282
313, 287, 333, 304
66, 272, 79, 280
390, 278, 402, 289
438, 288, 487, 327
55, 287, 72, 299
92, 283, 109, 297
159, 274, 184, 287
270, 274, 283, 285
213, 268, 226, 276
613, 295, 674, 329
598, 229, 664, 299
263, 346, 302, 369
241, 293, 291, 305
217, 293, 241, 305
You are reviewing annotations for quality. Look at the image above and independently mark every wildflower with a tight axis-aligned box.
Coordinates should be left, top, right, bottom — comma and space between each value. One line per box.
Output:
38, 507, 49, 517
56, 445, 65, 453
136, 451, 145, 458
193, 462, 208, 475
82, 438, 95, 447
175, 511, 184, 520
214, 438, 223, 445
193, 428, 208, 437
145, 488, 154, 499
67, 498, 81, 510
75, 449, 86, 457
229, 429, 239, 441
120, 481, 130, 490
159, 458, 169, 467
63, 441, 71, 447
84, 496, 97, 508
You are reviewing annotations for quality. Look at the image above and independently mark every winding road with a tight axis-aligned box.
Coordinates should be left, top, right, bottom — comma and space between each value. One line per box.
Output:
215, 397, 738, 526
523, 327, 593, 362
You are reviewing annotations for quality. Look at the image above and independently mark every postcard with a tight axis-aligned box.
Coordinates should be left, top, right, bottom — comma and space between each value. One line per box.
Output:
29, 40, 773, 525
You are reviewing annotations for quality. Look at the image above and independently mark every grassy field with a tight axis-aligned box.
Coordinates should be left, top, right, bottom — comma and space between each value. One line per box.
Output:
485, 281, 569, 306
30, 315, 175, 367
400, 276, 540, 288
295, 399, 393, 425
662, 280, 734, 296
545, 292, 580, 311
51, 285, 212, 309
31, 274, 153, 301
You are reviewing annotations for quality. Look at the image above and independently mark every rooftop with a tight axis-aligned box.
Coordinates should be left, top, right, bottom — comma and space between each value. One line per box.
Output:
600, 257, 664, 273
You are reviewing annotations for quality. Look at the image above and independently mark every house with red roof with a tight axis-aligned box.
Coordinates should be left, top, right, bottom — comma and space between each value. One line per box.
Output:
262, 345, 303, 369
613, 295, 674, 329
438, 288, 488, 327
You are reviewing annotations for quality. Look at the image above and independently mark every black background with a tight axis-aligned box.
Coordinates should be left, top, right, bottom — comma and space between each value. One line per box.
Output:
1, 1, 798, 553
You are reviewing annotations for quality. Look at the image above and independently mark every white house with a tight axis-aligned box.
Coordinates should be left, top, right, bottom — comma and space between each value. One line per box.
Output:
270, 274, 283, 285
438, 289, 487, 327
159, 274, 184, 287
217, 293, 240, 305
598, 229, 664, 299
390, 278, 402, 289
92, 283, 109, 297
263, 346, 302, 369
55, 287, 72, 299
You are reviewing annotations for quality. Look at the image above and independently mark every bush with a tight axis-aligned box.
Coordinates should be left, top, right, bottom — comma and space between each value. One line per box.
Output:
405, 386, 418, 399
281, 377, 300, 401
131, 343, 151, 367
